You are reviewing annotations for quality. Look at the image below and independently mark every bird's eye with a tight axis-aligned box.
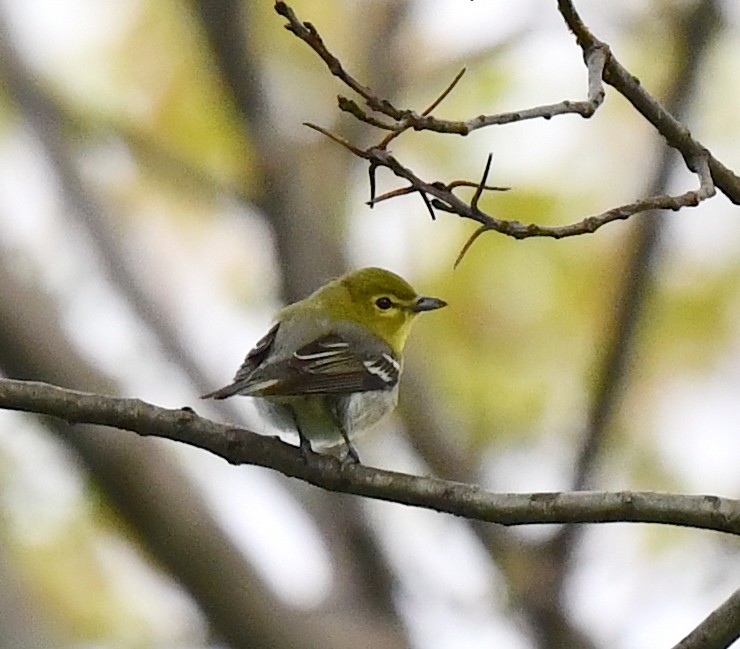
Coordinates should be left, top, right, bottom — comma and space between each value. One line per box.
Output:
375, 297, 393, 310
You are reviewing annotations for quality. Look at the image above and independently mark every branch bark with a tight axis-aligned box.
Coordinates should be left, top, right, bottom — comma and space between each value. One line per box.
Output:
1, 379, 738, 536
538, 3, 727, 646
671, 587, 740, 649
556, 0, 740, 205
273, 0, 728, 256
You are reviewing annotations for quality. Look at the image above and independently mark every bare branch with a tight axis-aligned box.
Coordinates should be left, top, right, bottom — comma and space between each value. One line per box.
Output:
423, 68, 467, 117
1, 379, 738, 535
454, 225, 489, 269
338, 96, 397, 130
671, 588, 740, 649
277, 0, 727, 248
556, 0, 740, 205
277, 1, 606, 135
275, 1, 401, 119
456, 43, 605, 130
340, 144, 715, 241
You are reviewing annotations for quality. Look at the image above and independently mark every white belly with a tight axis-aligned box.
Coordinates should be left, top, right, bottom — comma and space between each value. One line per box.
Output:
255, 389, 397, 449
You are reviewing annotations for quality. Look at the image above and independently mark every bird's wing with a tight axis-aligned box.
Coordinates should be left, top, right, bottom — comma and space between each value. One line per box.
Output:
240, 332, 400, 397
201, 323, 280, 399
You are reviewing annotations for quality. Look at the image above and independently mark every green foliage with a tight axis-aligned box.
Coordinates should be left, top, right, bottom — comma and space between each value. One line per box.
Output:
416, 189, 618, 447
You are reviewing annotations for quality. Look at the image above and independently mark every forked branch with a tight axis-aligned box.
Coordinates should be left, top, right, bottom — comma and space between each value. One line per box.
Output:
275, 1, 728, 262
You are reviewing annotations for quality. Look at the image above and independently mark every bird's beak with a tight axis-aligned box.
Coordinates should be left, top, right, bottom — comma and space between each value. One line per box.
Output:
412, 296, 447, 313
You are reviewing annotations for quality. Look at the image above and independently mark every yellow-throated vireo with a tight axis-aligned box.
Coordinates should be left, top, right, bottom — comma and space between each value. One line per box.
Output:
203, 267, 446, 462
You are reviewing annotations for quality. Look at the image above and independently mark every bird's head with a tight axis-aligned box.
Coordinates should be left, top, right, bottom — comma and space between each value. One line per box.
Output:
321, 267, 447, 355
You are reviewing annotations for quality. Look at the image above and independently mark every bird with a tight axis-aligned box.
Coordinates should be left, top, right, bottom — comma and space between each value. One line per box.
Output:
202, 267, 446, 463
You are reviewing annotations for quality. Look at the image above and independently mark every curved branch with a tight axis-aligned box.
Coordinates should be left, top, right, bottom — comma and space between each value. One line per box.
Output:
280, 0, 740, 205
315, 138, 715, 242
276, 1, 606, 133
1, 379, 738, 536
276, 0, 737, 251
556, 0, 740, 204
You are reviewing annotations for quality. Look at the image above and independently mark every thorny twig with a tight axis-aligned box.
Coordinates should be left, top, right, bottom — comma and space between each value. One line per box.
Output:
276, 1, 727, 262
369, 180, 510, 208
306, 118, 715, 242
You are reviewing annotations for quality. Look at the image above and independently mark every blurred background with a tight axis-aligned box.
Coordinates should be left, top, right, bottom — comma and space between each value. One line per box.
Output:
0, 1, 738, 648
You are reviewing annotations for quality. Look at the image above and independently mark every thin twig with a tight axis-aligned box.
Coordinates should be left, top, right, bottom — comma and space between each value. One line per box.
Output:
418, 189, 437, 221
367, 185, 417, 206
448, 180, 510, 192
368, 162, 378, 206
454, 225, 489, 269
303, 122, 367, 157
379, 68, 469, 149
471, 153, 493, 209
320, 136, 715, 241
423, 68, 466, 116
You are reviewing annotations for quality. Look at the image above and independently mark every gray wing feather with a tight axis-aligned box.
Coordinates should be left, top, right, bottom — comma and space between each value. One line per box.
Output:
244, 332, 399, 396
201, 323, 280, 399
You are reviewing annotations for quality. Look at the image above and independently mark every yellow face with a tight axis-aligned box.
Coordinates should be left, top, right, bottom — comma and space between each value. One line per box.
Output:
364, 289, 421, 353
320, 267, 447, 355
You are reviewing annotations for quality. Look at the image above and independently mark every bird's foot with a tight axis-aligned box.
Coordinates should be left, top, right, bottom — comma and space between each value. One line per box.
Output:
298, 434, 315, 464
340, 442, 361, 468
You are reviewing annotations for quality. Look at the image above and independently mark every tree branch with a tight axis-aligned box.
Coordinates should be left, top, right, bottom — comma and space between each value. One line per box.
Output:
541, 3, 727, 642
1, 379, 738, 535
275, 0, 726, 259
276, 1, 606, 133
556, 0, 740, 205
282, 0, 740, 206
671, 587, 740, 649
